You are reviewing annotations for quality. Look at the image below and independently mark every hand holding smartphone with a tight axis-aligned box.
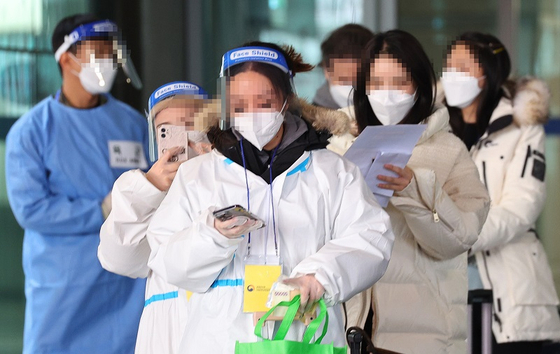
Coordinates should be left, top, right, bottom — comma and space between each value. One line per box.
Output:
213, 205, 265, 237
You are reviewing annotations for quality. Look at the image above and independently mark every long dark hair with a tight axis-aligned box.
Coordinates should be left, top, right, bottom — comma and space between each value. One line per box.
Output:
207, 41, 313, 151
353, 30, 436, 132
446, 32, 513, 138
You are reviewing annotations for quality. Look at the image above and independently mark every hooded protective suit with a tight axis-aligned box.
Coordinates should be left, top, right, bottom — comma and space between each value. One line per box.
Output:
98, 99, 356, 353
5, 94, 149, 353
145, 109, 394, 354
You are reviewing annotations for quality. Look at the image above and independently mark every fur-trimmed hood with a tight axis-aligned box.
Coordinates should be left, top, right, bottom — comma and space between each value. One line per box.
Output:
512, 77, 550, 126
292, 97, 352, 135
199, 97, 352, 136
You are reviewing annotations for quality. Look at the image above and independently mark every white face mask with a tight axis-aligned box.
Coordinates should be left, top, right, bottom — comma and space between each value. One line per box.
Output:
441, 69, 485, 108
70, 53, 118, 94
232, 100, 287, 151
367, 90, 416, 125
329, 84, 353, 107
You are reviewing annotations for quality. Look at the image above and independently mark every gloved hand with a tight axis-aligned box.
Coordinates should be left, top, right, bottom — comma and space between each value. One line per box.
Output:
283, 275, 325, 312
145, 146, 183, 191
214, 216, 258, 239
101, 193, 112, 219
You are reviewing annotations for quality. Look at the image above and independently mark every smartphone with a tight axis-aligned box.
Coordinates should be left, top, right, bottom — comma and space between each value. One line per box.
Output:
213, 205, 265, 229
158, 124, 189, 162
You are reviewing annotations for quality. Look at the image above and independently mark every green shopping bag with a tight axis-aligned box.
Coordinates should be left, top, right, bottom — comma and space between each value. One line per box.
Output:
235, 295, 347, 354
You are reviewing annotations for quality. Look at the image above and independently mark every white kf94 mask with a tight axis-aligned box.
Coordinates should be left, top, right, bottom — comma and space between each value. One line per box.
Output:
441, 69, 485, 108
329, 84, 354, 107
232, 100, 287, 150
367, 89, 416, 125
70, 53, 118, 94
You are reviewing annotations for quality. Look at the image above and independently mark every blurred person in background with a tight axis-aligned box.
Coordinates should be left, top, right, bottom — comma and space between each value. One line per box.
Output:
5, 13, 148, 353
313, 23, 374, 109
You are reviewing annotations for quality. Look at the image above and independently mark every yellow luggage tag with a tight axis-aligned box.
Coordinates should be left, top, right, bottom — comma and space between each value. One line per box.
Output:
243, 263, 282, 313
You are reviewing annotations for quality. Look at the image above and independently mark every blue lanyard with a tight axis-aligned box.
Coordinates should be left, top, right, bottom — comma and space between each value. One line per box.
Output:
239, 139, 279, 257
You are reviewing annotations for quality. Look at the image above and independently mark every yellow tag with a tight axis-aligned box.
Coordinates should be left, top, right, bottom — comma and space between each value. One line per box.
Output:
243, 264, 282, 313
186, 291, 192, 301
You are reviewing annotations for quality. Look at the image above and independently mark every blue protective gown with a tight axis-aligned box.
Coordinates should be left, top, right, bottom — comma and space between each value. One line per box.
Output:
5, 93, 149, 353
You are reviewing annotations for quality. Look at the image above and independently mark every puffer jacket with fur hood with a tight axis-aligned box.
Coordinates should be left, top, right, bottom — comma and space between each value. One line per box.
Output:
333, 106, 490, 354
469, 77, 560, 343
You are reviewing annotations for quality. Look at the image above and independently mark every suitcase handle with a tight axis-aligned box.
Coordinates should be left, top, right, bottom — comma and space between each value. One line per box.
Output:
346, 326, 377, 354
346, 327, 402, 354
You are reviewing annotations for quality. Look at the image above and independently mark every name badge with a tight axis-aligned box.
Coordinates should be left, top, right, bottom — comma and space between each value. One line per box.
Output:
243, 264, 282, 313
108, 141, 148, 169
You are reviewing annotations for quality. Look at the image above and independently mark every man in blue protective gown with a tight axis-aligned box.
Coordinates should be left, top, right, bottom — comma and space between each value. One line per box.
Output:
5, 14, 148, 353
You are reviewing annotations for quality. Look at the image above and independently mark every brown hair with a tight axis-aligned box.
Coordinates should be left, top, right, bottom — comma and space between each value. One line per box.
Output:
320, 24, 374, 67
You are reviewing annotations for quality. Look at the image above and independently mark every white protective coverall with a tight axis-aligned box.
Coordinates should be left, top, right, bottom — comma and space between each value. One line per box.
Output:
98, 169, 189, 354
98, 99, 360, 353
146, 146, 394, 353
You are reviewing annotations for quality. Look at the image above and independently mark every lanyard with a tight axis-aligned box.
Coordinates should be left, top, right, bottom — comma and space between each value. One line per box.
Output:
239, 139, 279, 258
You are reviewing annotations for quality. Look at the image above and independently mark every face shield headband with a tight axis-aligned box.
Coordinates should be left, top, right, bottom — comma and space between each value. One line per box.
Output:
218, 46, 295, 130
146, 81, 209, 162
54, 20, 143, 89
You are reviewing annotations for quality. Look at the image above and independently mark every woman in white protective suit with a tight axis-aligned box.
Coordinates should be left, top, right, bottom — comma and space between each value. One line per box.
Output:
97, 81, 216, 353
145, 41, 395, 353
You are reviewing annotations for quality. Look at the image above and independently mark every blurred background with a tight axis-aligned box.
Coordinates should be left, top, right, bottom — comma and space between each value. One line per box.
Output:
1, 0, 559, 352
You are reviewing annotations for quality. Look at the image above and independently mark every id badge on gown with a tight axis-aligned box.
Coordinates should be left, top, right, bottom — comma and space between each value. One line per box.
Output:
243, 255, 282, 313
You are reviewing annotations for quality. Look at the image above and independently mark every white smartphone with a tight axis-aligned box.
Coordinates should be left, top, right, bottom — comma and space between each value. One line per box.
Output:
157, 124, 189, 162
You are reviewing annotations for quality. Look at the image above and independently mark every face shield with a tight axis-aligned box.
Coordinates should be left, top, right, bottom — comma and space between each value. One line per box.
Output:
147, 81, 212, 162
54, 20, 142, 90
218, 46, 294, 132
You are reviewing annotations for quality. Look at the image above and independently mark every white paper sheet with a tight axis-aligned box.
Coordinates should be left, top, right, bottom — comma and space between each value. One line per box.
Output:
343, 124, 427, 207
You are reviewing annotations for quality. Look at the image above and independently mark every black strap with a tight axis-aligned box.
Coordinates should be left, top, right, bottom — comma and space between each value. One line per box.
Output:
487, 114, 513, 135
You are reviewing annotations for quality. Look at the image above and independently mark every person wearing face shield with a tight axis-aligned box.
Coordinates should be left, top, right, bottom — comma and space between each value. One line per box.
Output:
5, 14, 148, 353
313, 24, 374, 109
443, 33, 560, 353
145, 42, 394, 353
98, 81, 216, 354
328, 30, 490, 354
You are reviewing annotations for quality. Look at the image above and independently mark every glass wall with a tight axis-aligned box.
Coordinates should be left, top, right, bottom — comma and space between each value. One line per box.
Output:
0, 1, 91, 118
398, 0, 498, 77
196, 0, 366, 100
